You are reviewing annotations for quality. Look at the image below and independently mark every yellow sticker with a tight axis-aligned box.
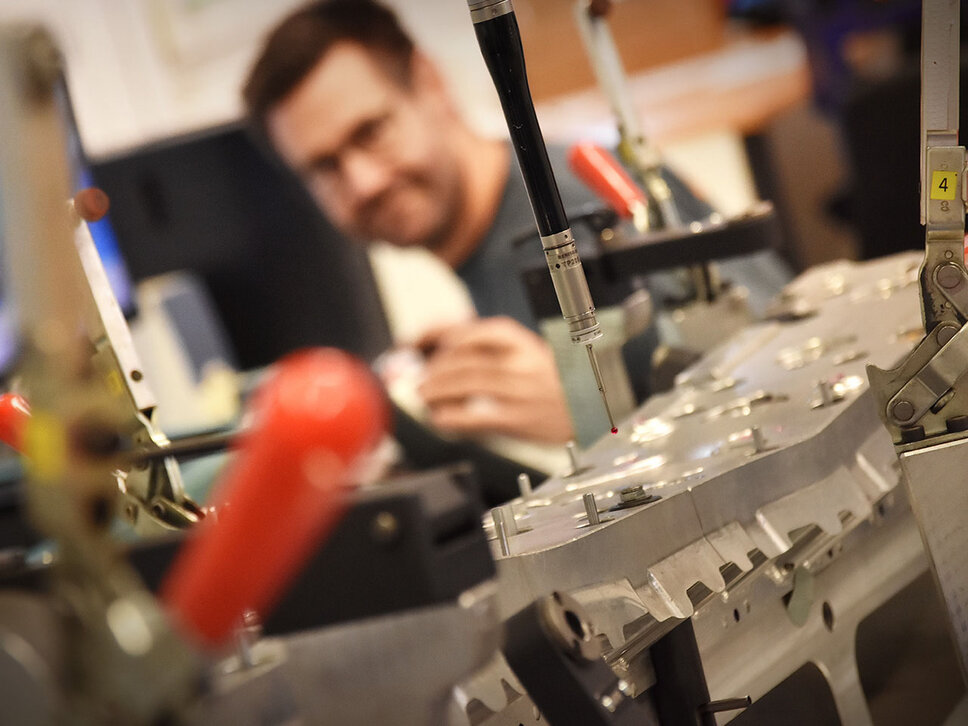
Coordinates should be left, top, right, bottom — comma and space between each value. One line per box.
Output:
931, 170, 958, 200
105, 369, 124, 397
23, 412, 68, 482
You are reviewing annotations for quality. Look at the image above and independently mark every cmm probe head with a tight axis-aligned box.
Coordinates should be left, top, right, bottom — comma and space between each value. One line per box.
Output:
467, 0, 616, 434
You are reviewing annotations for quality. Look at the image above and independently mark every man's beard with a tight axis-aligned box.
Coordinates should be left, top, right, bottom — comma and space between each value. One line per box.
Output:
355, 174, 464, 253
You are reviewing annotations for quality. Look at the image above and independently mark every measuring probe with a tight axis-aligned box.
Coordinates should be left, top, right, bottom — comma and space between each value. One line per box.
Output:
468, 0, 616, 434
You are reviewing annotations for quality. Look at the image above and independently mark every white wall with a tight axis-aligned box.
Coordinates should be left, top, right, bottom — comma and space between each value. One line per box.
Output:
0, 0, 772, 219
0, 0, 502, 158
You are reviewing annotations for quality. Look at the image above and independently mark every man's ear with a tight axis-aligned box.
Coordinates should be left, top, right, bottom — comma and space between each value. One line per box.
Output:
409, 51, 457, 117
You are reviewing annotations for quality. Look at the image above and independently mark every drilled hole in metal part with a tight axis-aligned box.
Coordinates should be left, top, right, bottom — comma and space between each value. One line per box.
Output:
733, 608, 740, 623
823, 601, 835, 631
564, 609, 586, 640
130, 369, 143, 382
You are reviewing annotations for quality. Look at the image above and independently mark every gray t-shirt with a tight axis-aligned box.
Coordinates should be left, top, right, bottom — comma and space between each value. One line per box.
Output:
457, 146, 594, 331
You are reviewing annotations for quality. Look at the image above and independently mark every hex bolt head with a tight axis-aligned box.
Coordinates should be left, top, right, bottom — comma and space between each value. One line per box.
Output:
620, 485, 648, 504
892, 400, 915, 423
937, 263, 964, 290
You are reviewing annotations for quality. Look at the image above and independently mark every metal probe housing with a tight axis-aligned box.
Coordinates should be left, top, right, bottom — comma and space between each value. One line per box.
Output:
468, 0, 615, 430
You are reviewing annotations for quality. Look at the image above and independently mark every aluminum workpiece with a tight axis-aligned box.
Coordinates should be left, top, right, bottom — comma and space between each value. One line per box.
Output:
463, 253, 937, 724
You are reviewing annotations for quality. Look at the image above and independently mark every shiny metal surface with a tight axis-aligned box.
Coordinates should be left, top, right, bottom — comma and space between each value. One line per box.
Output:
469, 0, 513, 24
540, 229, 602, 345
921, 0, 962, 224
900, 436, 968, 682
490, 255, 920, 622
188, 582, 501, 726
467, 254, 929, 724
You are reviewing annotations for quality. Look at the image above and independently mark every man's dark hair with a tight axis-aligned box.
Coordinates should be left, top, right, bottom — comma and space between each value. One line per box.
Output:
244, 0, 415, 137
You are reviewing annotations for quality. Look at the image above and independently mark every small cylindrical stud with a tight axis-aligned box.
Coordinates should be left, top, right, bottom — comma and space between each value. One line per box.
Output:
583, 493, 601, 525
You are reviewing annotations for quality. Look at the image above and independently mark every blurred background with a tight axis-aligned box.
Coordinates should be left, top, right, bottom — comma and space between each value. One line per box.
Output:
0, 0, 944, 378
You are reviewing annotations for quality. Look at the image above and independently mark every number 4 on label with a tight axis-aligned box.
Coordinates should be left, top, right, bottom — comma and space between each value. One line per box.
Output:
932, 170, 958, 201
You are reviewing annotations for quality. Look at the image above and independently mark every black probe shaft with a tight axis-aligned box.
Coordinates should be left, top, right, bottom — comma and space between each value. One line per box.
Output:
471, 1, 566, 236
468, 0, 616, 433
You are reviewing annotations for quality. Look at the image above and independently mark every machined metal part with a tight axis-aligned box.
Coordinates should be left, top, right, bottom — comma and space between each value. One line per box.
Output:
921, 0, 963, 225
540, 229, 602, 345
468, 0, 513, 24
873, 2, 968, 437
461, 255, 931, 724
73, 190, 202, 534
919, 146, 967, 334
887, 322, 968, 422
72, 211, 157, 416
898, 436, 968, 682
170, 582, 501, 726
497, 590, 651, 725
695, 493, 927, 726
863, 6, 968, 694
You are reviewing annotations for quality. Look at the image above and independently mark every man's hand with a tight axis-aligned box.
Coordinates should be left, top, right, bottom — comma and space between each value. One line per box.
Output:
417, 316, 575, 444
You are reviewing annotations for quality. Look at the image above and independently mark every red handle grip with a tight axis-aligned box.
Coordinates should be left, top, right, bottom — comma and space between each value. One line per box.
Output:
162, 348, 388, 647
568, 142, 647, 219
0, 393, 30, 452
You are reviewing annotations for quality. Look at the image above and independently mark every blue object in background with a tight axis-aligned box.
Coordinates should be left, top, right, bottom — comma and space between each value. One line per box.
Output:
0, 75, 137, 379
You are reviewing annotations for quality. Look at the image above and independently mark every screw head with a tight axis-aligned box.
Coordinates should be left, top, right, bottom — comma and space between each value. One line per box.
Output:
937, 263, 963, 290
892, 400, 915, 423
937, 324, 960, 346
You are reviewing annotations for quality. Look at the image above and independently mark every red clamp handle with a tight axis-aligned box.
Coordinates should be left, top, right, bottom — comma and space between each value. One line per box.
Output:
568, 142, 647, 220
162, 348, 389, 647
0, 393, 30, 452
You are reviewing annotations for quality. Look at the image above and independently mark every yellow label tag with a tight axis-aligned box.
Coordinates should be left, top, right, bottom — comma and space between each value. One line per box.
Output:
931, 170, 958, 200
105, 370, 124, 397
23, 412, 68, 481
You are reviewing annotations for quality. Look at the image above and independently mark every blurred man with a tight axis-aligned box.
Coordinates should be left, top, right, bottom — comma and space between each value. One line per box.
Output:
244, 0, 593, 444
245, 0, 789, 446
